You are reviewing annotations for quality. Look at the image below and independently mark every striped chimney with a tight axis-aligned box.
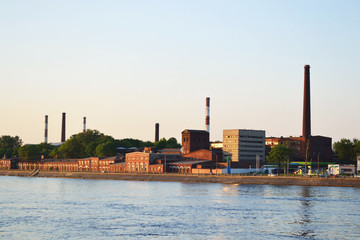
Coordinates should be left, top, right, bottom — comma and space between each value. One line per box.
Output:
205, 97, 210, 133
44, 115, 48, 143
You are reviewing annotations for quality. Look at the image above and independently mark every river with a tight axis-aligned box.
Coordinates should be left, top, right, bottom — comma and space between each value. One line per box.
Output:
0, 176, 359, 239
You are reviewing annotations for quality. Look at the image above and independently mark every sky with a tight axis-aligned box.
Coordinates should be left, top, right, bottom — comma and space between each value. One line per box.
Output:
1, 0, 359, 144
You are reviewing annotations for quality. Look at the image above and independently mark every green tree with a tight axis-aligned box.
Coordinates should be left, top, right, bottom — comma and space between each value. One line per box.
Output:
18, 145, 40, 161
38, 143, 56, 159
354, 139, 360, 157
58, 137, 84, 158
165, 137, 181, 148
0, 135, 23, 158
95, 140, 118, 157
154, 138, 167, 149
333, 138, 359, 163
266, 144, 292, 174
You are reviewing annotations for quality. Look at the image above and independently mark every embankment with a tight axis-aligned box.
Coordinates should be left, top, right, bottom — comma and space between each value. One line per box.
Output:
1, 170, 359, 188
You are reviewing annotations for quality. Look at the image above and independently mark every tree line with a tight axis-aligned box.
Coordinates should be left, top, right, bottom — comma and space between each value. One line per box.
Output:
0, 130, 181, 161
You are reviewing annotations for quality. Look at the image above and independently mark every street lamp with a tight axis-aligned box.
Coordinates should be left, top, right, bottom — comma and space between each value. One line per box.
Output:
314, 152, 320, 177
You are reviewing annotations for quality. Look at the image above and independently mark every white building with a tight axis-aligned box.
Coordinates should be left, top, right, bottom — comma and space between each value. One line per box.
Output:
328, 164, 355, 175
223, 129, 265, 165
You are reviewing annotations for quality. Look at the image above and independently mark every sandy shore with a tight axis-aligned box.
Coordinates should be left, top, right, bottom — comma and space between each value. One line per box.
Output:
1, 170, 359, 188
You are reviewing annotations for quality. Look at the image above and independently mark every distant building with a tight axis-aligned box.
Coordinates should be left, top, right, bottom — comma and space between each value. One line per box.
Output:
181, 129, 209, 154
265, 136, 332, 162
328, 164, 355, 175
125, 152, 182, 173
223, 129, 265, 167
266, 65, 333, 163
210, 142, 223, 149
0, 158, 18, 170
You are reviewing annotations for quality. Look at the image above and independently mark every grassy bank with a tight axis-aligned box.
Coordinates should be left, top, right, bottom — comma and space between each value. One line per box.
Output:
1, 170, 360, 188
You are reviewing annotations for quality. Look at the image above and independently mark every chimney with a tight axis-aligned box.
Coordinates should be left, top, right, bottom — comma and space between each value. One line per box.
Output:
155, 123, 159, 142
205, 97, 210, 133
302, 65, 311, 140
61, 112, 66, 143
83, 117, 86, 133
44, 115, 48, 144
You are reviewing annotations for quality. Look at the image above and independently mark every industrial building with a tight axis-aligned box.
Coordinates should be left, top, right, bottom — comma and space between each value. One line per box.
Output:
265, 65, 333, 163
223, 129, 265, 167
181, 130, 210, 154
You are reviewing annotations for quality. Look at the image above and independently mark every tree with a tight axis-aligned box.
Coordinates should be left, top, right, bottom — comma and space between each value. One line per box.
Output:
166, 137, 181, 148
38, 143, 56, 159
154, 138, 167, 149
18, 145, 40, 161
58, 137, 85, 158
95, 139, 119, 157
266, 144, 292, 174
333, 138, 358, 163
354, 139, 360, 158
0, 135, 23, 158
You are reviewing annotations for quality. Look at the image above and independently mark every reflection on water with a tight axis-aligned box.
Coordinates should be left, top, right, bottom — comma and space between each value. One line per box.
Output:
297, 186, 314, 238
0, 176, 360, 239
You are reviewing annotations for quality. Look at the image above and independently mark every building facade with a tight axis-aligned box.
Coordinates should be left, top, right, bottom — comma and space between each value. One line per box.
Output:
223, 129, 265, 167
182, 129, 209, 154
265, 136, 332, 162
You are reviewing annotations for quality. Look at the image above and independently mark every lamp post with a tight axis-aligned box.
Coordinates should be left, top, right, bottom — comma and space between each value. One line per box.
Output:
314, 152, 320, 177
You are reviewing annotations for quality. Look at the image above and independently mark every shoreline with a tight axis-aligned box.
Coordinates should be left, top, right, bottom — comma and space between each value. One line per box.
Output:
1, 170, 360, 188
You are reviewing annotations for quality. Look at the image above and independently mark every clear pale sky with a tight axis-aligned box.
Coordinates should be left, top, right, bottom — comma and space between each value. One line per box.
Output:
1, 0, 359, 144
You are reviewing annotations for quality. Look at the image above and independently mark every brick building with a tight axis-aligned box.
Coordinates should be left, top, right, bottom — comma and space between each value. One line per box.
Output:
182, 129, 209, 154
0, 158, 18, 170
265, 136, 332, 162
125, 152, 182, 173
42, 159, 79, 171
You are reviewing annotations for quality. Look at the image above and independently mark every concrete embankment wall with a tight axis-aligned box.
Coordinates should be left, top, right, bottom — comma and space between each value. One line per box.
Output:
1, 170, 360, 188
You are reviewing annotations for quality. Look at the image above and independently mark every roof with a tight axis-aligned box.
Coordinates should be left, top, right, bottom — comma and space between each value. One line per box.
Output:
42, 159, 78, 163
110, 162, 126, 166
169, 160, 210, 165
182, 129, 209, 134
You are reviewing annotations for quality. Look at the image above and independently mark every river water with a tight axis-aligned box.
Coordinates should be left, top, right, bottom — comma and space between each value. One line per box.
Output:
0, 176, 359, 240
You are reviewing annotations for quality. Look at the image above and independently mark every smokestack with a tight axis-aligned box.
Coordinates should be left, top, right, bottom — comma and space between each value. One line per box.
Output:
61, 112, 66, 142
83, 117, 86, 133
44, 115, 48, 144
205, 97, 210, 133
155, 123, 159, 142
302, 65, 311, 140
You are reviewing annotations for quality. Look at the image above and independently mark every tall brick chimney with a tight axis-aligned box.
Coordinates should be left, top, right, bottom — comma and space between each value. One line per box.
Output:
155, 123, 159, 142
61, 112, 66, 143
302, 65, 311, 140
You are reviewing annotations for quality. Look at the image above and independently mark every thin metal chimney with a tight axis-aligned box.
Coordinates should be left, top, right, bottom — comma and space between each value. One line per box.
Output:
302, 65, 311, 140
155, 123, 159, 142
205, 97, 210, 133
61, 112, 66, 143
44, 115, 48, 144
83, 117, 86, 133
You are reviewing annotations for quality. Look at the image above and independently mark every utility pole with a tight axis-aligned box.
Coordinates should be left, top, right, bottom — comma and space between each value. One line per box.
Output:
315, 152, 320, 177
305, 140, 310, 175
287, 156, 289, 176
